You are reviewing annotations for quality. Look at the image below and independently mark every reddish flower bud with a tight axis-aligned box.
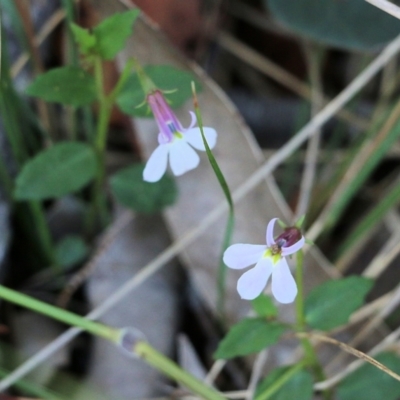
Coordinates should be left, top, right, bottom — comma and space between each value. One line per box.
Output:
275, 227, 302, 249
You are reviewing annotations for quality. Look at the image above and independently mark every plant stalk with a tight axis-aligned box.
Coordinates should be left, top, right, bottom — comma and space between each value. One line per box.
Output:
0, 284, 226, 400
255, 362, 305, 400
295, 251, 331, 399
134, 341, 226, 400
0, 284, 117, 341
192, 83, 235, 319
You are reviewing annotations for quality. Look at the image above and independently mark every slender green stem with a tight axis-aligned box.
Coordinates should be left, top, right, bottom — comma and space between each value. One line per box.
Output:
191, 83, 234, 318
93, 56, 112, 155
295, 251, 320, 369
94, 56, 111, 153
255, 362, 305, 400
0, 285, 226, 400
108, 59, 134, 105
61, 0, 79, 141
62, 0, 95, 144
134, 341, 226, 400
85, 57, 110, 234
295, 251, 306, 331
86, 58, 133, 235
295, 251, 331, 399
217, 209, 234, 317
0, 284, 118, 341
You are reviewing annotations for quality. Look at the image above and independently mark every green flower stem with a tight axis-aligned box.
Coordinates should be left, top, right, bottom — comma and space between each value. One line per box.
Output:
94, 56, 111, 153
295, 251, 320, 370
254, 362, 305, 400
295, 250, 306, 331
0, 284, 226, 400
108, 59, 134, 105
295, 251, 331, 399
191, 83, 234, 318
134, 341, 226, 400
86, 57, 111, 234
61, 0, 79, 142
0, 284, 117, 341
133, 58, 158, 95
86, 58, 134, 234
218, 210, 235, 317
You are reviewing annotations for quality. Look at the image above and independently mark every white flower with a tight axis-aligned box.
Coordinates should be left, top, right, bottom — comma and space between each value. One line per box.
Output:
223, 218, 305, 304
143, 90, 217, 182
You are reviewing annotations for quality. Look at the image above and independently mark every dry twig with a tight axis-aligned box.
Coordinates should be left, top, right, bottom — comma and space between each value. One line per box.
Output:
297, 332, 400, 382
57, 210, 134, 307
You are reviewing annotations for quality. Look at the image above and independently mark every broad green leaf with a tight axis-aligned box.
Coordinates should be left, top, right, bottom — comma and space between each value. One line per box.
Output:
70, 23, 96, 56
337, 353, 400, 400
110, 164, 178, 213
256, 367, 313, 400
55, 235, 89, 268
26, 66, 96, 107
15, 142, 97, 200
305, 276, 373, 331
116, 65, 202, 117
267, 0, 400, 51
214, 318, 286, 359
251, 294, 278, 318
93, 9, 139, 60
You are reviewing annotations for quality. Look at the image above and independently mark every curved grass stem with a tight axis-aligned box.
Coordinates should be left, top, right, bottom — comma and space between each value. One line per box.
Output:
191, 83, 235, 319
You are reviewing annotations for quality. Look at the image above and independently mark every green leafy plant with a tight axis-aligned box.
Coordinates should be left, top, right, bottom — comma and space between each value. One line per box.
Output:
3, 2, 400, 400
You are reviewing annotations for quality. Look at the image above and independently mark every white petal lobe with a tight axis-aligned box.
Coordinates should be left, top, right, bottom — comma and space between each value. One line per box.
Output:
282, 236, 305, 256
271, 258, 297, 304
184, 127, 217, 150
223, 244, 266, 269
169, 140, 200, 176
266, 218, 278, 246
143, 145, 169, 182
237, 258, 273, 300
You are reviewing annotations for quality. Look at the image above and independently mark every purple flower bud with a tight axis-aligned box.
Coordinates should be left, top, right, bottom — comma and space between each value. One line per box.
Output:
276, 227, 302, 249
147, 90, 183, 143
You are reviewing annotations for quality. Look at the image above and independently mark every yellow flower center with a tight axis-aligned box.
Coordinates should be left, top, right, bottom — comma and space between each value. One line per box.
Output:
174, 131, 183, 139
262, 247, 282, 264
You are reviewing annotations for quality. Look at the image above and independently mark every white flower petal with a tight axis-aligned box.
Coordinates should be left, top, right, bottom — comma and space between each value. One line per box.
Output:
184, 127, 217, 150
282, 236, 305, 256
143, 145, 169, 182
271, 258, 297, 304
158, 132, 170, 144
169, 139, 200, 176
223, 244, 266, 270
237, 257, 273, 300
266, 218, 278, 246
187, 111, 197, 130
